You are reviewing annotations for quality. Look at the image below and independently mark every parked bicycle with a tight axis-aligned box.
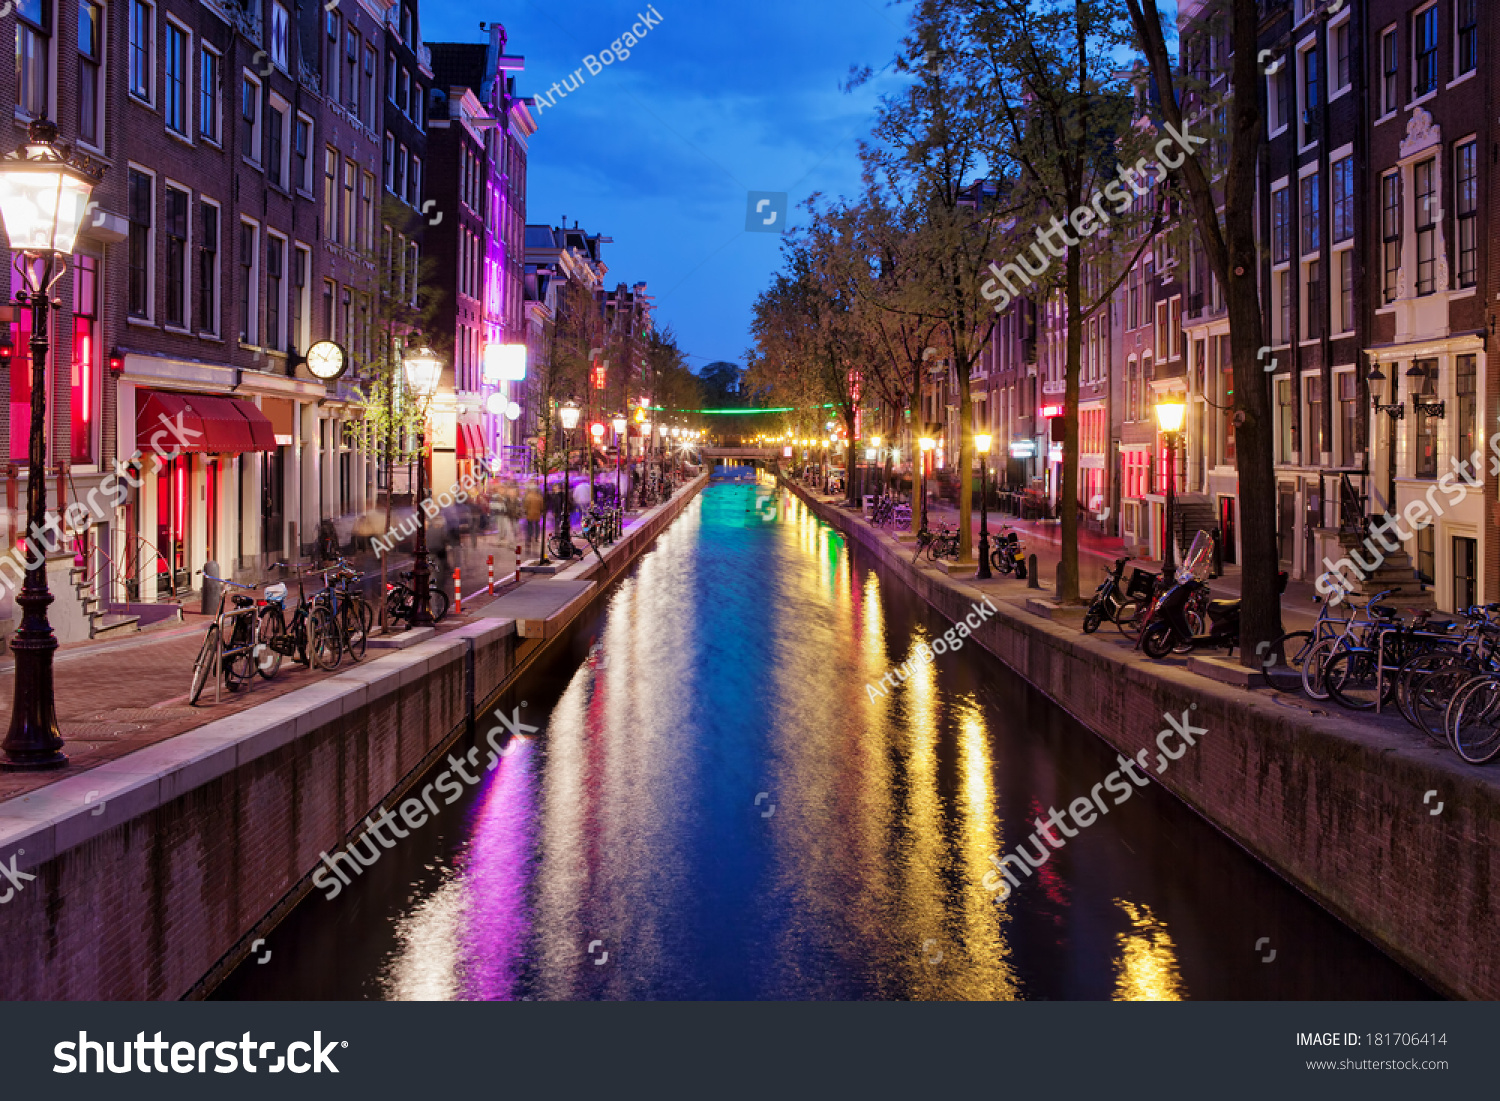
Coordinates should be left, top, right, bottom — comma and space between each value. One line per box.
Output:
385, 569, 450, 626
260, 562, 341, 672
190, 572, 279, 705
912, 523, 960, 564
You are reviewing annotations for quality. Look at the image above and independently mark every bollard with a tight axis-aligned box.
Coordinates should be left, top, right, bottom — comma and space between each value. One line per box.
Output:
488, 554, 495, 595
516, 543, 522, 579
1026, 554, 1040, 589
454, 567, 462, 614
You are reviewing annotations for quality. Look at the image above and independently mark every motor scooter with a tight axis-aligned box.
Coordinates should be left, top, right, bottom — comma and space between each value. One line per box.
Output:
1083, 556, 1137, 633
1141, 531, 1288, 658
990, 530, 1028, 579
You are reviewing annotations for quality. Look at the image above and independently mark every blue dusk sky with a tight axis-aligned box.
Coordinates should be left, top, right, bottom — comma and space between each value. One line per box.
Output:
421, 0, 914, 373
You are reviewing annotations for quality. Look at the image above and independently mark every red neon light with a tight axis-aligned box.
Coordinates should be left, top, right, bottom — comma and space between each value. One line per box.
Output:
1040, 404, 1064, 418
79, 333, 90, 424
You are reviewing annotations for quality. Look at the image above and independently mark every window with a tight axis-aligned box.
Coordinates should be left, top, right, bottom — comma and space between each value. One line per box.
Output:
395, 144, 408, 201
387, 53, 397, 102
1300, 45, 1319, 145
345, 29, 359, 110
129, 0, 152, 102
323, 147, 337, 240
294, 114, 313, 192
1278, 378, 1295, 462
294, 244, 311, 349
1305, 375, 1323, 459
1299, 171, 1320, 255
400, 68, 411, 116
164, 186, 189, 328
1381, 28, 1398, 114
1331, 158, 1353, 242
1337, 249, 1354, 334
1303, 259, 1322, 341
1382, 171, 1401, 303
324, 12, 340, 103
383, 132, 394, 189
343, 159, 356, 248
364, 44, 377, 127
1456, 140, 1477, 288
1413, 5, 1437, 98
399, 4, 411, 43
199, 46, 221, 144
1453, 537, 1477, 613
268, 102, 287, 188
165, 21, 188, 134
17, 0, 51, 119
409, 156, 421, 207
1270, 66, 1290, 133
362, 172, 375, 252
1271, 186, 1290, 263
127, 169, 152, 319
265, 235, 284, 352
1273, 269, 1292, 345
198, 201, 219, 334
323, 278, 335, 338
71, 255, 99, 465
270, 2, 289, 70
1412, 359, 1438, 478
341, 287, 353, 347
1456, 354, 1477, 469
1414, 157, 1436, 296
77, 1, 103, 146
239, 221, 259, 344
1336, 371, 1358, 468
1331, 20, 1349, 91
241, 74, 262, 162
1456, 0, 1477, 77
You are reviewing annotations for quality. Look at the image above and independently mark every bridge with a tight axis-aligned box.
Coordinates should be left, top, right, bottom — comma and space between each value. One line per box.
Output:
700, 447, 782, 461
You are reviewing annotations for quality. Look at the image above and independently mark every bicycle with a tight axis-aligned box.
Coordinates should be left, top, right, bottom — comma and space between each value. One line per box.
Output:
260, 562, 341, 671
1321, 606, 1451, 711
385, 569, 449, 627
191, 573, 276, 705
324, 560, 372, 661
1258, 590, 1358, 690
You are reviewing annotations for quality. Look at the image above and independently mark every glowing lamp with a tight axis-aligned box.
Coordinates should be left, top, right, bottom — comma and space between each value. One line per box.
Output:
1154, 399, 1186, 435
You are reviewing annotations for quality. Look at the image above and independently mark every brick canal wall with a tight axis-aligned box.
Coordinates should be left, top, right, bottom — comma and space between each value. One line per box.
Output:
0, 476, 707, 1000
785, 480, 1500, 1000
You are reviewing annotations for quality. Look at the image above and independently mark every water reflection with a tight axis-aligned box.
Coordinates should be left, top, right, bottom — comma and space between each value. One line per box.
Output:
219, 480, 1433, 1002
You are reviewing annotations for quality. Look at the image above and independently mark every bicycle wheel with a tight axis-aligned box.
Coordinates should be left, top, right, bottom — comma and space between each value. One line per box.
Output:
1300, 637, 1343, 700
256, 607, 285, 680
1258, 630, 1312, 690
428, 588, 449, 623
223, 616, 256, 691
1450, 676, 1500, 764
309, 606, 342, 670
344, 597, 371, 660
1324, 648, 1381, 710
1411, 659, 1474, 744
189, 626, 221, 705
1116, 602, 1148, 639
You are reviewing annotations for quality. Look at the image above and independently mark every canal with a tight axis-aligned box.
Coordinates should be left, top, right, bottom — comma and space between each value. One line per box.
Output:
217, 480, 1432, 1000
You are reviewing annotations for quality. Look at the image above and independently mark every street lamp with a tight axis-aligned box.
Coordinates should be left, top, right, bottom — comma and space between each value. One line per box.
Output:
402, 341, 442, 628
611, 412, 627, 509
975, 433, 993, 580
1154, 398, 1186, 577
917, 435, 936, 533
558, 398, 580, 556
0, 120, 102, 770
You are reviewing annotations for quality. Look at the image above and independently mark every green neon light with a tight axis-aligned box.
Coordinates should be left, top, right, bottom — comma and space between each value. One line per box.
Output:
642, 403, 837, 415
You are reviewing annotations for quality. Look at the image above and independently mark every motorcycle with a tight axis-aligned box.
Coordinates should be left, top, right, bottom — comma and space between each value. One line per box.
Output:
1083, 556, 1141, 634
990, 530, 1028, 579
1140, 531, 1288, 658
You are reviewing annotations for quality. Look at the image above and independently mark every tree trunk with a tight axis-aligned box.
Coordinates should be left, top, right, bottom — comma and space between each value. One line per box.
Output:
1059, 245, 1083, 603
958, 373, 973, 561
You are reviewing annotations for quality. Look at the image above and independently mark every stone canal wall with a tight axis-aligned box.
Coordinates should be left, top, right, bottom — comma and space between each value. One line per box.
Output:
785, 481, 1500, 1000
0, 475, 708, 1000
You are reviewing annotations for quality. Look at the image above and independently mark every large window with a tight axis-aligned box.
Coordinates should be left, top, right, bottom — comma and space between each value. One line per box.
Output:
1412, 359, 1438, 478
1414, 157, 1436, 296
1381, 28, 1398, 114
294, 244, 311, 349
343, 159, 356, 248
1305, 375, 1323, 459
1456, 0, 1477, 77
364, 44, 377, 128
199, 46, 221, 144
17, 0, 51, 119
1337, 249, 1354, 334
1331, 19, 1349, 92
294, 114, 313, 192
323, 146, 337, 240
239, 221, 259, 345
1278, 378, 1295, 463
165, 22, 188, 135
270, 2, 289, 70
129, 0, 152, 101
383, 132, 394, 189
71, 255, 99, 465
1299, 171, 1320, 255
164, 186, 189, 328
324, 12, 340, 103
1336, 371, 1358, 468
1413, 4, 1438, 98
77, 1, 103, 146
1456, 140, 1477, 288
1271, 186, 1290, 263
1331, 157, 1353, 242
127, 170, 153, 319
1382, 171, 1401, 303
198, 201, 219, 334
268, 102, 287, 189
1300, 44, 1319, 146
265, 235, 284, 352
241, 74, 262, 163
1456, 354, 1477, 469
1302, 259, 1322, 342
362, 172, 375, 251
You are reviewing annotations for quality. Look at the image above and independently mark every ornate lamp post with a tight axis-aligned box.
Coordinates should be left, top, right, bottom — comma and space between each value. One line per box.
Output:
1154, 398, 1186, 577
402, 342, 442, 627
611, 412, 626, 509
917, 435, 936, 533
558, 398, 580, 556
975, 433, 993, 580
588, 421, 604, 505
0, 121, 101, 771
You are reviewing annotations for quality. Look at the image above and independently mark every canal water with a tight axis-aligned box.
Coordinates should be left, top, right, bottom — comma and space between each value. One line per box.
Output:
218, 481, 1432, 1000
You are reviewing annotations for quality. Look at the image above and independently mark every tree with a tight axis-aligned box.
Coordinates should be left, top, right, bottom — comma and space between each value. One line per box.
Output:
698, 361, 745, 408
965, 0, 1161, 601
1123, 0, 1283, 665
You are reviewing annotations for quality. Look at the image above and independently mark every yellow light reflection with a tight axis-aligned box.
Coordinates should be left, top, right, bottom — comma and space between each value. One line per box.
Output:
1111, 899, 1185, 1001
953, 702, 1019, 999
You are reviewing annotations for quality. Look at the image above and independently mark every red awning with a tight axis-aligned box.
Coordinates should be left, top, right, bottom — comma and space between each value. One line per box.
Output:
136, 390, 277, 456
234, 401, 278, 450
136, 390, 207, 455
456, 421, 488, 462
